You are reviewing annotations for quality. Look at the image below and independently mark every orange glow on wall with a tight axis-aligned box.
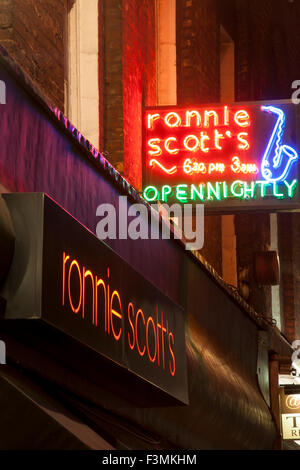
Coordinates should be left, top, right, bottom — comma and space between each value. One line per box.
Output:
82, 268, 95, 321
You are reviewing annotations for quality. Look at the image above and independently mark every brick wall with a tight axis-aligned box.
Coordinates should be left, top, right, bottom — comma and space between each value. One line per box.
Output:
102, 0, 156, 187
177, 0, 220, 105
0, 0, 65, 110
122, 0, 156, 189
102, 0, 124, 169
235, 0, 300, 331
235, 0, 300, 101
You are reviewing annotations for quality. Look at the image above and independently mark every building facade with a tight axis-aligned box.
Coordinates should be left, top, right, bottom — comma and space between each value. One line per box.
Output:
0, 0, 299, 450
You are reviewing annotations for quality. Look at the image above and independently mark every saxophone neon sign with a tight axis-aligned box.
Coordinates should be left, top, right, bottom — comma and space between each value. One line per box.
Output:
260, 106, 298, 182
142, 103, 299, 205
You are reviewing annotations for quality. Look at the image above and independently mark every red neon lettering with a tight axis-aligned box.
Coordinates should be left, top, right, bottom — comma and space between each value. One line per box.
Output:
156, 306, 161, 367
148, 138, 162, 156
224, 106, 229, 126
164, 137, 179, 154
200, 132, 210, 152
62, 254, 176, 376
106, 267, 110, 333
95, 276, 106, 328
160, 311, 167, 370
62, 252, 70, 306
183, 135, 200, 152
237, 132, 250, 150
149, 159, 177, 174
68, 259, 82, 314
208, 162, 225, 174
110, 290, 122, 341
145, 106, 256, 181
164, 112, 181, 127
127, 302, 135, 350
234, 110, 250, 127
204, 110, 218, 127
231, 156, 258, 174
214, 129, 225, 150
183, 158, 192, 174
183, 158, 207, 175
147, 113, 160, 129
169, 331, 176, 376
185, 110, 201, 127
135, 308, 146, 356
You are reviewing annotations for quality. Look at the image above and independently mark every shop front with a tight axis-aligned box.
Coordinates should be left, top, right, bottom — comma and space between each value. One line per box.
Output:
0, 47, 292, 450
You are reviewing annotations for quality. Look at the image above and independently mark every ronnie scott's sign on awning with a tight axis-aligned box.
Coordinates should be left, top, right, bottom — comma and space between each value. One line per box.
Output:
142, 101, 300, 212
0, 193, 188, 405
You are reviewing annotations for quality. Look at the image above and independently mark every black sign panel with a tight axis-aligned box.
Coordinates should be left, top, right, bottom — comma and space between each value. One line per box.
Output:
1, 193, 188, 404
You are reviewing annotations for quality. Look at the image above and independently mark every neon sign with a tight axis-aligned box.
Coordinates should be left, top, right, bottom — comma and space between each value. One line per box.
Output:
142, 102, 300, 209
0, 193, 188, 404
260, 106, 298, 182
62, 251, 176, 373
143, 180, 297, 203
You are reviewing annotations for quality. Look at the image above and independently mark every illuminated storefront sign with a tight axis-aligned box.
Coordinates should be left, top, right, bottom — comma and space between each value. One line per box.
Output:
280, 388, 300, 440
0, 193, 188, 404
142, 101, 300, 211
